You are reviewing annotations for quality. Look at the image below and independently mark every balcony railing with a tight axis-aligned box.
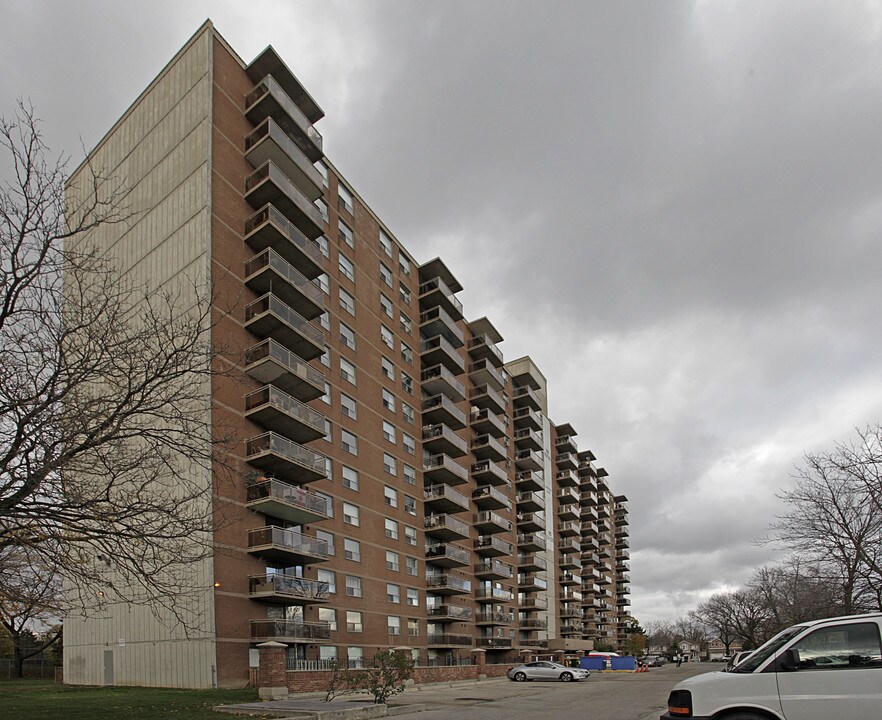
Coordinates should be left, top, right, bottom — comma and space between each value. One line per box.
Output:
422, 394, 467, 429
418, 276, 464, 318
244, 117, 323, 200
244, 339, 324, 400
475, 587, 514, 601
426, 634, 472, 647
425, 543, 471, 566
246, 432, 328, 482
248, 574, 329, 602
425, 574, 472, 593
468, 334, 504, 366
476, 637, 512, 649
250, 619, 330, 641
245, 75, 323, 157
474, 535, 513, 556
427, 604, 472, 621
246, 478, 329, 523
476, 611, 513, 624
247, 526, 329, 562
425, 513, 469, 538
472, 485, 512, 510
244, 293, 324, 361
244, 162, 323, 236
245, 385, 326, 442
244, 204, 323, 277
474, 560, 514, 579
424, 484, 470, 512
423, 454, 469, 485
244, 248, 324, 318
420, 364, 466, 402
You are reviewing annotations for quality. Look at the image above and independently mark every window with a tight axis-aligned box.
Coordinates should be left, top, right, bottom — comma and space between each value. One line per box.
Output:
319, 311, 330, 330
344, 538, 361, 562
407, 618, 419, 637
381, 356, 395, 380
348, 647, 363, 666
341, 430, 358, 455
343, 502, 359, 526
339, 254, 355, 282
317, 162, 329, 188
315, 273, 329, 295
338, 219, 353, 247
386, 550, 400, 572
405, 556, 418, 576
323, 418, 332, 442
317, 491, 334, 518
404, 526, 417, 546
320, 344, 331, 368
340, 322, 356, 350
340, 358, 356, 385
320, 383, 331, 406
346, 609, 363, 632
316, 198, 329, 223
402, 433, 416, 455
324, 456, 333, 479
399, 256, 411, 277
402, 404, 415, 426
338, 184, 353, 214
379, 230, 393, 257
400, 285, 411, 305
404, 495, 416, 516
790, 622, 882, 670
318, 569, 336, 594
384, 485, 398, 508
345, 577, 362, 599
339, 288, 355, 315
342, 466, 359, 491
380, 293, 393, 318
381, 324, 394, 349
401, 372, 413, 395
386, 583, 400, 604
383, 421, 397, 444
379, 262, 393, 287
320, 645, 337, 661
316, 530, 335, 556
382, 388, 396, 412
403, 464, 416, 486
383, 453, 397, 475
319, 607, 336, 630
385, 518, 399, 540
315, 234, 329, 258
401, 343, 413, 365
387, 615, 401, 636
406, 588, 419, 606
341, 393, 357, 419
400, 313, 412, 334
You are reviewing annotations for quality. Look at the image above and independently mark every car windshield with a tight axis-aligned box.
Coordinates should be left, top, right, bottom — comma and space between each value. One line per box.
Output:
733, 626, 804, 673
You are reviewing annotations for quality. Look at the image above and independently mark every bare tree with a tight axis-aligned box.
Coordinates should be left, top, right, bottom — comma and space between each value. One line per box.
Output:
691, 593, 740, 654
0, 103, 229, 626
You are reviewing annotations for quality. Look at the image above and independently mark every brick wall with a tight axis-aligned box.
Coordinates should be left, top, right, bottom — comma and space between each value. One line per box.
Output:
287, 663, 511, 692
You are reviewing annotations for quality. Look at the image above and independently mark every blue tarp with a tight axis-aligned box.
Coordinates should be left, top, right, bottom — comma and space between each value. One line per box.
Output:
610, 656, 637, 670
580, 657, 606, 671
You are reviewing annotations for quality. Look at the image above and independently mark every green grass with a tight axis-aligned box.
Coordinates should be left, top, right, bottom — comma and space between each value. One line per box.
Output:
0, 679, 263, 720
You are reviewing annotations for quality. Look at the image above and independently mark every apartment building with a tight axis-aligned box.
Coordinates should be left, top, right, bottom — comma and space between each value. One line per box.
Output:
62, 21, 630, 688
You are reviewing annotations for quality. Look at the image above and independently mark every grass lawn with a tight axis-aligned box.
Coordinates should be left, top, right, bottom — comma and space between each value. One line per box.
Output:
0, 679, 263, 720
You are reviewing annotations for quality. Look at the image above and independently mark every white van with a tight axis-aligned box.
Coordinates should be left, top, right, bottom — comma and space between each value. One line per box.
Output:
660, 612, 882, 720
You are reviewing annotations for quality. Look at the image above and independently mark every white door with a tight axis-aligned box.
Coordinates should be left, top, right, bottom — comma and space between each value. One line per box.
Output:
777, 620, 882, 720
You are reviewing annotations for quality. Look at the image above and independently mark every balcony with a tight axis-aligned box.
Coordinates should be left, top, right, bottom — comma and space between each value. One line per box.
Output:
425, 574, 471, 595
425, 542, 470, 568
513, 428, 543, 452
581, 507, 599, 522
475, 586, 514, 602
558, 520, 580, 537
515, 491, 544, 513
249, 574, 329, 604
469, 407, 507, 438
468, 358, 506, 391
468, 334, 504, 368
518, 573, 548, 592
514, 449, 543, 472
471, 460, 509, 487
512, 385, 541, 411
557, 504, 579, 521
517, 533, 546, 552
580, 489, 596, 506
558, 555, 579, 571
560, 624, 583, 636
418, 276, 464, 320
476, 637, 512, 650
516, 512, 545, 533
512, 406, 541, 430
517, 554, 547, 572
424, 513, 469, 540
515, 470, 543, 492
244, 339, 324, 401
470, 434, 508, 462
475, 611, 513, 626
519, 639, 547, 648
469, 384, 507, 414
616, 524, 630, 538
427, 604, 472, 622
560, 605, 581, 619
424, 454, 468, 485
421, 364, 466, 402
472, 485, 511, 511
244, 205, 323, 280
474, 535, 513, 557
424, 484, 470, 514
422, 394, 467, 430
422, 424, 468, 458
244, 118, 323, 201
246, 478, 330, 524
244, 74, 323, 162
427, 634, 472, 647
246, 432, 328, 483
560, 571, 580, 586
419, 335, 465, 375
558, 538, 580, 556
617, 596, 631, 607
245, 386, 326, 443
245, 249, 324, 320
556, 487, 580, 506
244, 162, 323, 239
474, 560, 514, 580
244, 293, 324, 361
518, 595, 548, 610
247, 526, 329, 564
581, 535, 599, 551
519, 618, 548, 630
250, 619, 330, 643
419, 306, 464, 348
556, 469, 579, 488
473, 510, 512, 534
555, 452, 579, 470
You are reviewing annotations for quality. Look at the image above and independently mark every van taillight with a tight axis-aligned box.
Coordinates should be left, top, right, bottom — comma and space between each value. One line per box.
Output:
667, 689, 692, 717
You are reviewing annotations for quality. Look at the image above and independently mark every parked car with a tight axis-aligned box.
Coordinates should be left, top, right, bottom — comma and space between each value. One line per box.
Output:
640, 655, 667, 667
507, 661, 590, 682
724, 650, 754, 671
660, 612, 882, 720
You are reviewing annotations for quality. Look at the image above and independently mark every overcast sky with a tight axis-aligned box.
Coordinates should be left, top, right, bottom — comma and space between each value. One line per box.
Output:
4, 0, 882, 624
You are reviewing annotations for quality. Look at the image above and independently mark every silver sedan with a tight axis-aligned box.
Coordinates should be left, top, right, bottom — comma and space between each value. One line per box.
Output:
506, 661, 590, 682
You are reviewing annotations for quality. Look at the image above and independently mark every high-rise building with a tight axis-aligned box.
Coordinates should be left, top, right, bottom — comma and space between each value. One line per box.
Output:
62, 21, 630, 688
